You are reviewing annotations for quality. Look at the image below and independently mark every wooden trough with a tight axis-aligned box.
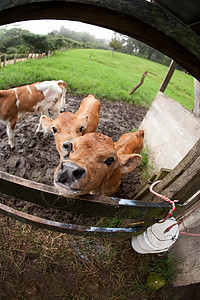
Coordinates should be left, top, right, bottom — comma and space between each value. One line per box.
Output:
0, 0, 200, 238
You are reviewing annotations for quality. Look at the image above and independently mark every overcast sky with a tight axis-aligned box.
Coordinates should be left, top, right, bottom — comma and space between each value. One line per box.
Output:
2, 19, 115, 41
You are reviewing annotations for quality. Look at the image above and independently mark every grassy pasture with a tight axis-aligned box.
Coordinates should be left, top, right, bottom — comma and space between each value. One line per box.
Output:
0, 49, 194, 109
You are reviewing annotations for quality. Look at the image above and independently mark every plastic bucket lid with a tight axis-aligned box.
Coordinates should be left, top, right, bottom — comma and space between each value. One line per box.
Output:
131, 217, 179, 254
131, 235, 169, 254
146, 217, 179, 249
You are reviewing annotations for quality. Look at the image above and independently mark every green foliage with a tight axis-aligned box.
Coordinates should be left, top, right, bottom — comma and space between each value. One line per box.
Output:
0, 49, 194, 109
109, 33, 123, 55
6, 47, 17, 54
149, 253, 177, 283
96, 217, 123, 228
21, 32, 54, 53
54, 26, 110, 50
121, 36, 172, 67
0, 27, 28, 53
140, 146, 153, 178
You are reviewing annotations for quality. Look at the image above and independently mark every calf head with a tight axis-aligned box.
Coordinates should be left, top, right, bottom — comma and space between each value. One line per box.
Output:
54, 132, 142, 197
115, 130, 144, 155
41, 112, 88, 158
41, 94, 101, 158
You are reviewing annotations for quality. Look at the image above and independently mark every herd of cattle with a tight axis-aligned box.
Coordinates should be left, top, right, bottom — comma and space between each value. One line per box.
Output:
0, 80, 144, 197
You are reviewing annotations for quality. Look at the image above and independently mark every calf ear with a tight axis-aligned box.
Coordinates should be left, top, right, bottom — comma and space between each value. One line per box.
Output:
40, 115, 54, 131
79, 115, 89, 131
118, 154, 142, 175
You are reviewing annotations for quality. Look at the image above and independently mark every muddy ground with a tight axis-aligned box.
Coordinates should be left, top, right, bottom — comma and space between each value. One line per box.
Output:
1, 95, 199, 299
0, 95, 147, 224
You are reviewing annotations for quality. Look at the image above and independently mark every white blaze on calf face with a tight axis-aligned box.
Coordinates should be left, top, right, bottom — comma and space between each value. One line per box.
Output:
41, 94, 101, 158
54, 132, 142, 197
0, 80, 67, 148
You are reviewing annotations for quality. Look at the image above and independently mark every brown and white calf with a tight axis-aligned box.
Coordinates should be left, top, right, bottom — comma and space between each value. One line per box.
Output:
0, 80, 67, 148
41, 94, 101, 158
54, 131, 143, 197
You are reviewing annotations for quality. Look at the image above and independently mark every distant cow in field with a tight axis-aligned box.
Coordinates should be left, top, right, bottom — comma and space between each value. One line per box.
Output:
0, 80, 67, 148
41, 94, 101, 158
54, 131, 143, 197
27, 53, 33, 59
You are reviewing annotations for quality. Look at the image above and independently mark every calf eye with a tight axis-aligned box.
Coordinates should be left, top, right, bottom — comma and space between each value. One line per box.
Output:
52, 126, 57, 134
105, 157, 115, 166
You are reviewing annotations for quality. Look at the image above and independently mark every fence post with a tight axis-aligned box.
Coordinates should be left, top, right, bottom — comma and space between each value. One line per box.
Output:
194, 78, 200, 116
13, 54, 17, 64
48, 50, 50, 58
3, 54, 7, 67
0, 53, 2, 68
159, 60, 177, 93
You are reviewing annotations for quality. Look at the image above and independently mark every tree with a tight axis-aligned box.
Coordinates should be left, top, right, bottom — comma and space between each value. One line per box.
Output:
22, 32, 55, 53
0, 28, 28, 52
109, 33, 123, 56
121, 35, 171, 66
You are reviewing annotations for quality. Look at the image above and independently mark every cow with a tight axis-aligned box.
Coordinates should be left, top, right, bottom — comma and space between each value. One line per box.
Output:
114, 130, 144, 156
54, 132, 142, 197
0, 80, 67, 148
40, 94, 101, 158
27, 53, 32, 59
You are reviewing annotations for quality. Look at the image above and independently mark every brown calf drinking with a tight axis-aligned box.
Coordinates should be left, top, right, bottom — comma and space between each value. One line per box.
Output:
54, 132, 143, 197
0, 80, 67, 148
41, 94, 101, 158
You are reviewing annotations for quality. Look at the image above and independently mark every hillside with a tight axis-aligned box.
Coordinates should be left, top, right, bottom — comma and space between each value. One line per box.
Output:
0, 49, 194, 109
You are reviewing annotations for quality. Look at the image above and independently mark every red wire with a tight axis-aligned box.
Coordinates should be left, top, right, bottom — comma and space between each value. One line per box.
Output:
149, 180, 200, 237
149, 180, 178, 223
180, 231, 200, 237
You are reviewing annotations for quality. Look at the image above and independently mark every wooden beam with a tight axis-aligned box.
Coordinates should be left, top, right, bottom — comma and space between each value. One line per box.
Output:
159, 60, 177, 92
0, 202, 144, 238
0, 171, 171, 221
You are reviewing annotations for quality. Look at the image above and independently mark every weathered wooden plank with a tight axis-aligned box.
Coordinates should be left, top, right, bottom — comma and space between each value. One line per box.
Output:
134, 168, 171, 200
174, 190, 200, 218
148, 156, 200, 215
138, 138, 200, 203
162, 157, 200, 203
149, 156, 200, 205
0, 203, 144, 238
0, 171, 171, 220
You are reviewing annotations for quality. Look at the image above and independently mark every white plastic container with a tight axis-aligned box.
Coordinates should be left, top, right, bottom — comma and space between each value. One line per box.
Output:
131, 217, 179, 254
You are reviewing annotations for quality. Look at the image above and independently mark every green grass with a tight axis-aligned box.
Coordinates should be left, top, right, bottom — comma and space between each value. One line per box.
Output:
0, 215, 177, 299
0, 49, 194, 109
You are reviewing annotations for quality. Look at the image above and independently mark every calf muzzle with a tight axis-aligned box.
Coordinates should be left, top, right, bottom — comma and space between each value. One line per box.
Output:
62, 140, 73, 157
56, 162, 86, 186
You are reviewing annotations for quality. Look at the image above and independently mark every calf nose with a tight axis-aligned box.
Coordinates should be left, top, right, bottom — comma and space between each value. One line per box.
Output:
57, 162, 86, 185
62, 140, 73, 156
